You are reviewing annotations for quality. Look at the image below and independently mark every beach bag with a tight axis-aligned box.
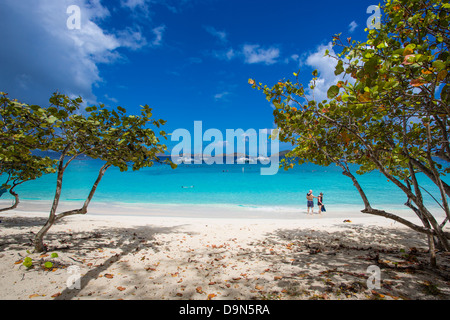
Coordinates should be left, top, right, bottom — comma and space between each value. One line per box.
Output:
322, 205, 326, 212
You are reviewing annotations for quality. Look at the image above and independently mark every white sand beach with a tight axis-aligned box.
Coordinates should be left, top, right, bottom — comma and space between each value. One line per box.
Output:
0, 203, 449, 300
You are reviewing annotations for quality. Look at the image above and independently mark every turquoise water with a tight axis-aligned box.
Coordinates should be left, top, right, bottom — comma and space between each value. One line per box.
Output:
3, 157, 448, 214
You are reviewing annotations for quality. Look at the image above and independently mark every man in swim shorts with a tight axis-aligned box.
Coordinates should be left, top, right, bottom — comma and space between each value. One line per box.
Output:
306, 190, 316, 215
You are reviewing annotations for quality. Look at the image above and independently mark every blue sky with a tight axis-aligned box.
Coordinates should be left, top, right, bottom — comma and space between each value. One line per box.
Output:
0, 0, 378, 153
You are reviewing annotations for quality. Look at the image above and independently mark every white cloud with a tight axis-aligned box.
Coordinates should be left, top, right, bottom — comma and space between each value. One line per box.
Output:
212, 48, 235, 61
283, 53, 300, 64
117, 27, 149, 50
225, 49, 236, 60
0, 0, 151, 105
349, 21, 358, 33
104, 94, 119, 103
120, 0, 193, 15
242, 44, 280, 65
204, 26, 227, 43
211, 44, 280, 65
214, 91, 230, 101
151, 25, 166, 46
121, 0, 147, 10
304, 42, 347, 102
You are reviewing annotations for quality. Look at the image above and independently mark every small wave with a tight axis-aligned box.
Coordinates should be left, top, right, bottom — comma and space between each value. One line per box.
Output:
237, 205, 299, 212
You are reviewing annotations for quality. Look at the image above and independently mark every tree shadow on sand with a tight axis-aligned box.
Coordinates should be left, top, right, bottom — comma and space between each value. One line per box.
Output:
0, 215, 54, 251
53, 224, 186, 300
258, 225, 450, 299
0, 214, 193, 300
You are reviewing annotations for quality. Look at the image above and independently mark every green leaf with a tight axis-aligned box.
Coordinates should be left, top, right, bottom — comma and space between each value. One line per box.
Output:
51, 253, 59, 258
441, 84, 450, 102
44, 261, 53, 269
432, 60, 445, 71
23, 257, 33, 268
335, 60, 344, 76
327, 85, 340, 99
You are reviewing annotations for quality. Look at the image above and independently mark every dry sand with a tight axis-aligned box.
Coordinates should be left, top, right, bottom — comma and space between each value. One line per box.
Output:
1, 208, 449, 300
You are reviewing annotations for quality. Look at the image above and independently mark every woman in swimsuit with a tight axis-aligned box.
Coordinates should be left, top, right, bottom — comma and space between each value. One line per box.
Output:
317, 192, 324, 214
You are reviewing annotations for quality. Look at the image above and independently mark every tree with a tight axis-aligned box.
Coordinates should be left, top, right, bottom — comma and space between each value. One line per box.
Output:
0, 154, 56, 212
32, 93, 175, 252
0, 93, 57, 211
250, 0, 449, 267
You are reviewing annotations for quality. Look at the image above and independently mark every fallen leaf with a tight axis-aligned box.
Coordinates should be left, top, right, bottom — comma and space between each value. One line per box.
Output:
117, 286, 126, 291
207, 293, 217, 300
371, 290, 385, 298
29, 294, 40, 299
105, 274, 114, 279
196, 287, 204, 294
255, 285, 264, 291
51, 292, 61, 298
14, 260, 23, 265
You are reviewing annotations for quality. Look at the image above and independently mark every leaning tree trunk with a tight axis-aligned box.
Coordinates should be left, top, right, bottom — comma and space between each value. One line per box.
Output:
0, 188, 20, 212
406, 200, 437, 268
34, 163, 110, 252
342, 169, 450, 241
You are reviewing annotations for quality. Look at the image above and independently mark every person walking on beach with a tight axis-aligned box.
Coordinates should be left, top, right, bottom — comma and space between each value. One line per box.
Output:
317, 192, 325, 214
306, 190, 315, 215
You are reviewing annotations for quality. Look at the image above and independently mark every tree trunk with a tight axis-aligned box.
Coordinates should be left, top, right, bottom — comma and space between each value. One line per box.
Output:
368, 155, 450, 252
55, 164, 110, 222
409, 157, 450, 198
33, 163, 110, 252
342, 170, 372, 211
0, 188, 19, 212
342, 169, 450, 239
34, 218, 55, 252
34, 147, 68, 253
405, 200, 438, 267
428, 235, 437, 268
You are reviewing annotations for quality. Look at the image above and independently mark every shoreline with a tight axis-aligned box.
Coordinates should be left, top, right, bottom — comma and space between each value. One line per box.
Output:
1, 199, 444, 221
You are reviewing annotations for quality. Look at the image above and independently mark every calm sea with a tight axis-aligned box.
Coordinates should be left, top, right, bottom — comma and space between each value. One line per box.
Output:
2, 157, 448, 216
